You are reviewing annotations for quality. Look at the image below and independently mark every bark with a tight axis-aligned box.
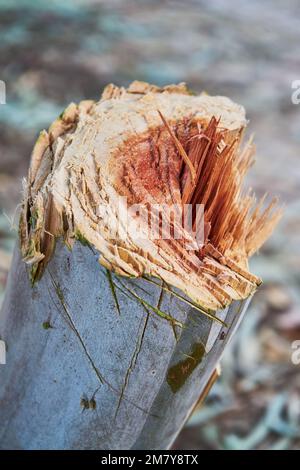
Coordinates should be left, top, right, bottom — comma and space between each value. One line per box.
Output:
0, 240, 250, 450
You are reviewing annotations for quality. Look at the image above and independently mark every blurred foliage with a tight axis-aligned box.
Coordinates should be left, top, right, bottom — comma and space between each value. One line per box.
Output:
0, 0, 300, 450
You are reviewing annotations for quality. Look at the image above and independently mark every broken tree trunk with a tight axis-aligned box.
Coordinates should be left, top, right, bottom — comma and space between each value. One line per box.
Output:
0, 82, 281, 449
0, 241, 250, 449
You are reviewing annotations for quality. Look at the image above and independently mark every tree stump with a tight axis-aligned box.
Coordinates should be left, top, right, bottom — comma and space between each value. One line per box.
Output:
0, 81, 280, 449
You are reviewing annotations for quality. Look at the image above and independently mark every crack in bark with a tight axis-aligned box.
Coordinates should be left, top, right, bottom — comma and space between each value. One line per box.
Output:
48, 270, 106, 385
48, 269, 155, 417
114, 281, 166, 420
114, 306, 150, 420
106, 269, 121, 316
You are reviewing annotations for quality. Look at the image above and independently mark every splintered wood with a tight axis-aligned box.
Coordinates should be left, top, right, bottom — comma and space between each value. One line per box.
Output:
159, 113, 281, 263
20, 81, 281, 311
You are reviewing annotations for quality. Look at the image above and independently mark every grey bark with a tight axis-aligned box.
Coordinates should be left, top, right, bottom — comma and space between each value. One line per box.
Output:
0, 240, 250, 449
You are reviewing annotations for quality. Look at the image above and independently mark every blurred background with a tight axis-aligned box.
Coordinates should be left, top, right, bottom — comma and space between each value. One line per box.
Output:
0, 0, 300, 450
